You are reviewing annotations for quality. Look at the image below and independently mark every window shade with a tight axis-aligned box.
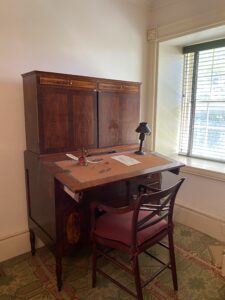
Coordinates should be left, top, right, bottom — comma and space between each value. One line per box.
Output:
179, 46, 225, 162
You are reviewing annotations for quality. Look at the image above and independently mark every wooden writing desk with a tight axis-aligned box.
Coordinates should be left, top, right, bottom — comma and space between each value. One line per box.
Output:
24, 149, 184, 290
22, 71, 184, 291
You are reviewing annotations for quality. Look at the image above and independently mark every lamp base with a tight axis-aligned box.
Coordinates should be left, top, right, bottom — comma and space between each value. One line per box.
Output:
134, 150, 145, 155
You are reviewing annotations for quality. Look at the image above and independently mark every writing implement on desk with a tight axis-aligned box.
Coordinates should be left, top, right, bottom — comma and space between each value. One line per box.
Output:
87, 158, 104, 163
66, 153, 103, 163
99, 167, 111, 173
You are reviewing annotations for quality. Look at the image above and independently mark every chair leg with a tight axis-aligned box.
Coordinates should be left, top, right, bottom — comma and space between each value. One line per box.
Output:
92, 242, 97, 288
168, 231, 178, 291
132, 255, 143, 300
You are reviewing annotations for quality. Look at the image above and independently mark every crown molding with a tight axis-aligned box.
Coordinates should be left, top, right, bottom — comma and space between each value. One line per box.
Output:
156, 5, 225, 41
149, 0, 180, 10
124, 0, 151, 8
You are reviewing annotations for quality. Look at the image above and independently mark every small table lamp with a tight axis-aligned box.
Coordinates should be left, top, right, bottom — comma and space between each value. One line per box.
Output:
135, 122, 151, 155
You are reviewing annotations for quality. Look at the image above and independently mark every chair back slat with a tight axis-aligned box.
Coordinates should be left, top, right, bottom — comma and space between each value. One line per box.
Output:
138, 211, 169, 231
132, 178, 185, 246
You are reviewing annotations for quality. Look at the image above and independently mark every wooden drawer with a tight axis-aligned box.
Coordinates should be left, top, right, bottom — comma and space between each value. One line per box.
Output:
39, 76, 97, 90
98, 82, 139, 93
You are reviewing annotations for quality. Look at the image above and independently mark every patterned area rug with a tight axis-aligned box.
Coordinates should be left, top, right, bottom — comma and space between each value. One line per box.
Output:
0, 223, 225, 300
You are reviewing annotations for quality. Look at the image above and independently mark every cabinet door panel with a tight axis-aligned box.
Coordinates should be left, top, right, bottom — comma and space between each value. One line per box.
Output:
98, 92, 139, 148
26, 161, 56, 240
71, 91, 97, 149
98, 92, 120, 147
39, 87, 70, 152
120, 93, 140, 145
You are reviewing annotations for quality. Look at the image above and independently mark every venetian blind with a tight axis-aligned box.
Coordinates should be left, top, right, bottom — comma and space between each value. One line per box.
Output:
179, 40, 225, 162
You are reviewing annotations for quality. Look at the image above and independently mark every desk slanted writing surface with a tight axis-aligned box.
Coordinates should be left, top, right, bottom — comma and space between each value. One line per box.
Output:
54, 152, 177, 190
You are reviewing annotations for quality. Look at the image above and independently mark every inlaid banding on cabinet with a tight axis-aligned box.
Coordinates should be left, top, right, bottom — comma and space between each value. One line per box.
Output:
39, 77, 97, 90
98, 82, 139, 93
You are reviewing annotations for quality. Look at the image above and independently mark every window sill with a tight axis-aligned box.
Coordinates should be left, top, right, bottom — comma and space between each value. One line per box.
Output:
168, 153, 225, 182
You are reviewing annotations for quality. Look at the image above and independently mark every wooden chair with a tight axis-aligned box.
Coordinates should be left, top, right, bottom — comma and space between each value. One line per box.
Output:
91, 178, 185, 300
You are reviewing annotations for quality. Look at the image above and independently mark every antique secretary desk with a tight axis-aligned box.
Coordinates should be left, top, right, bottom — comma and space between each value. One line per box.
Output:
22, 71, 183, 290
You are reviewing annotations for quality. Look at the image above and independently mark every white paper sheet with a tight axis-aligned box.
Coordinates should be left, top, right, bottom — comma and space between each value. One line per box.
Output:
111, 155, 141, 166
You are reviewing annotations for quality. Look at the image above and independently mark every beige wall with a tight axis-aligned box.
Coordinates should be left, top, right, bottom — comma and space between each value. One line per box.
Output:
0, 0, 148, 261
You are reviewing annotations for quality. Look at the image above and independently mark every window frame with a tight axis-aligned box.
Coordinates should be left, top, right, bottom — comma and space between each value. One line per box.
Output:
179, 38, 225, 163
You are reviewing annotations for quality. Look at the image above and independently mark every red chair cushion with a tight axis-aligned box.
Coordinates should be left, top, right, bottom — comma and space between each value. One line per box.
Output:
94, 210, 168, 246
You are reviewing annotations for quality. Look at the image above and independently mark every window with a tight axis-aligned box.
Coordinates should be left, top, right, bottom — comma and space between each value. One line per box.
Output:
179, 39, 225, 162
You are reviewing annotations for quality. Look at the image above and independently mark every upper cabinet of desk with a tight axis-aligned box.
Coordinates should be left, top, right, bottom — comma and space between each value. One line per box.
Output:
22, 71, 140, 154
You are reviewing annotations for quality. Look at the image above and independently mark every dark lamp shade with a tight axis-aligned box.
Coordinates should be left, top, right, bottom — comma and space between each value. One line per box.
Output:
135, 122, 151, 135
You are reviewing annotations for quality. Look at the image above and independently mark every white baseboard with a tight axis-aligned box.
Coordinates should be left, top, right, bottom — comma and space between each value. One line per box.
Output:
0, 230, 43, 263
174, 201, 225, 243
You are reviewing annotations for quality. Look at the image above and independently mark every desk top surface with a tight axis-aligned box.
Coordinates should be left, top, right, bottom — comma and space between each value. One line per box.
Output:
51, 151, 184, 192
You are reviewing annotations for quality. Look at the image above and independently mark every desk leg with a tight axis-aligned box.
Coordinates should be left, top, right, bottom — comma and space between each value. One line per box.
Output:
29, 229, 36, 256
54, 179, 64, 291
126, 180, 131, 204
56, 254, 62, 291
